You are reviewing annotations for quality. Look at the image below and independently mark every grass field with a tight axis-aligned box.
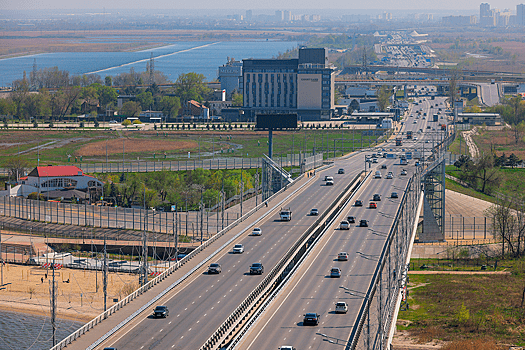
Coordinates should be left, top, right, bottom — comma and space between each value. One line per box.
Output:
399, 268, 525, 346
0, 128, 382, 169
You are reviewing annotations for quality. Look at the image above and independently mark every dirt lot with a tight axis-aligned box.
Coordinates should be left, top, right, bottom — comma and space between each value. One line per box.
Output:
0, 263, 138, 322
77, 138, 198, 156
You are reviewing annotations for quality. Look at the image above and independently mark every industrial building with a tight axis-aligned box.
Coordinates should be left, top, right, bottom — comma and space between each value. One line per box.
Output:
240, 48, 336, 121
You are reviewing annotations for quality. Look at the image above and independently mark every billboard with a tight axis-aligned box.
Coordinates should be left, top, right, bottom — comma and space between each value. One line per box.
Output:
255, 114, 298, 130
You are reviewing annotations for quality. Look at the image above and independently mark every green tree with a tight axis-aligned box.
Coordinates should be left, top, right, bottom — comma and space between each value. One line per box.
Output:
175, 72, 210, 103
232, 92, 243, 106
105, 76, 113, 87
377, 85, 392, 112
348, 99, 360, 113
158, 96, 181, 118
121, 101, 142, 117
137, 91, 154, 110
0, 98, 15, 116
97, 85, 118, 107
461, 153, 502, 194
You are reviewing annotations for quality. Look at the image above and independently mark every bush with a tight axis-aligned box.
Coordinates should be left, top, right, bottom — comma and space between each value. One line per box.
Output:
33, 121, 38, 128
94, 120, 99, 128
132, 119, 142, 124
122, 119, 132, 126
79, 121, 85, 128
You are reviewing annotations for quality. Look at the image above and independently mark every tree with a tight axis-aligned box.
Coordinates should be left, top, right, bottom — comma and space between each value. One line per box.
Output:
461, 153, 502, 194
105, 76, 113, 87
5, 157, 30, 182
175, 72, 210, 103
508, 153, 520, 168
0, 98, 15, 116
120, 101, 141, 117
348, 99, 360, 113
232, 92, 243, 106
377, 85, 392, 112
158, 96, 181, 118
507, 96, 525, 144
448, 67, 460, 109
11, 77, 30, 117
97, 85, 118, 107
137, 91, 154, 110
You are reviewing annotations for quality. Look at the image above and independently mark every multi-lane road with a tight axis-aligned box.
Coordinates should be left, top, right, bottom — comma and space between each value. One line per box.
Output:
74, 95, 449, 350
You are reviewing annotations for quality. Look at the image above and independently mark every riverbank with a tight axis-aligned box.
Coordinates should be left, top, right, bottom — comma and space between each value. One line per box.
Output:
0, 262, 138, 323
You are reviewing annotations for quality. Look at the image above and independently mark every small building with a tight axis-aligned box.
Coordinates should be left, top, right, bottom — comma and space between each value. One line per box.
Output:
15, 165, 103, 196
457, 113, 503, 126
208, 100, 233, 116
218, 58, 243, 97
182, 100, 209, 120
140, 110, 165, 123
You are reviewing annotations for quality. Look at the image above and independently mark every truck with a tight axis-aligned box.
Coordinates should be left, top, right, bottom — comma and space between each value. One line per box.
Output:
395, 138, 402, 146
406, 131, 413, 139
433, 114, 439, 122
280, 207, 292, 221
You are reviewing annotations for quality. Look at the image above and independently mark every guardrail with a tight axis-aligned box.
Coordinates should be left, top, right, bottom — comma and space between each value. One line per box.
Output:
347, 171, 422, 350
51, 163, 331, 350
199, 171, 369, 350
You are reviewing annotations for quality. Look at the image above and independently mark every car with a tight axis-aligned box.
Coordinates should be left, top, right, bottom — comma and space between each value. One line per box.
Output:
374, 171, 382, 179
303, 312, 320, 326
233, 244, 244, 254
310, 208, 319, 216
338, 252, 349, 261
335, 301, 348, 314
109, 120, 118, 124
372, 158, 378, 163
400, 169, 408, 176
324, 176, 333, 181
369, 202, 377, 209
279, 347, 296, 350
208, 263, 222, 274
330, 267, 341, 278
326, 180, 334, 186
153, 305, 169, 318
250, 262, 264, 275
347, 215, 355, 223
373, 194, 381, 201
386, 173, 393, 179
104, 348, 117, 350
427, 126, 431, 129
171, 253, 188, 261
355, 199, 363, 207
340, 220, 350, 230
338, 168, 345, 174
391, 192, 399, 198
252, 227, 262, 236
359, 219, 369, 227
381, 164, 387, 169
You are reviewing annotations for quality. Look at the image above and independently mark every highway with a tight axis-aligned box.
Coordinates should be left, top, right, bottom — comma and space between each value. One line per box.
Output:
74, 94, 448, 350
232, 96, 447, 349
93, 150, 370, 349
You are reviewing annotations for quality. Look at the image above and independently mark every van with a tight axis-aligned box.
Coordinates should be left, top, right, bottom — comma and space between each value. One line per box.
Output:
375, 171, 382, 179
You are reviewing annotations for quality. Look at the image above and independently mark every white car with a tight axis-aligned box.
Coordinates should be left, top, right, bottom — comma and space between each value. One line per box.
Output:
339, 220, 350, 230
252, 227, 262, 236
233, 244, 244, 254
326, 180, 334, 186
338, 252, 349, 261
279, 347, 296, 350
375, 171, 382, 179
335, 301, 348, 314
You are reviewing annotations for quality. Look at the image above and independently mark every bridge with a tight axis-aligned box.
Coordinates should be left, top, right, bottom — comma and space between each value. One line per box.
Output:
43, 97, 451, 350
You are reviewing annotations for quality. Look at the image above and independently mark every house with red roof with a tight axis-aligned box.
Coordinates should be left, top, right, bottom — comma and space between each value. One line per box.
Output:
1, 165, 103, 198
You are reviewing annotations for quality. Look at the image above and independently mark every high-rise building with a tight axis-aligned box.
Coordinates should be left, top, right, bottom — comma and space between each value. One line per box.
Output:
518, 4, 525, 25
218, 58, 243, 97
242, 48, 335, 121
480, 3, 491, 17
245, 10, 252, 21
275, 10, 284, 21
283, 10, 292, 22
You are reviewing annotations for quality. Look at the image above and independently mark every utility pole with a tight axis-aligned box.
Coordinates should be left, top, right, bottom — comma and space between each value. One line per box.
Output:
103, 233, 108, 312
50, 257, 57, 347
0, 225, 3, 286
141, 186, 148, 286
240, 172, 244, 218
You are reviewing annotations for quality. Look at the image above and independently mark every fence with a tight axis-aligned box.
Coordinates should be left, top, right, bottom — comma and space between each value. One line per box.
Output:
445, 215, 492, 240
0, 192, 262, 243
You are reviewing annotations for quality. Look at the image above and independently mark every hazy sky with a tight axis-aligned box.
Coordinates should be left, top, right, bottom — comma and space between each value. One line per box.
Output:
1, 0, 522, 11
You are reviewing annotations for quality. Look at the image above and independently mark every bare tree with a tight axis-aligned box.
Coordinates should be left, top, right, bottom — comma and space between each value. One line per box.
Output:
5, 157, 30, 182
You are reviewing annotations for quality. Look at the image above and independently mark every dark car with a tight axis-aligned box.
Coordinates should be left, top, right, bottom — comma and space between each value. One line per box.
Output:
250, 263, 264, 275
381, 164, 387, 169
359, 219, 369, 227
373, 194, 381, 201
391, 192, 399, 198
310, 208, 319, 216
303, 312, 320, 326
347, 215, 355, 223
208, 263, 222, 274
153, 305, 169, 318
338, 168, 345, 174
355, 199, 363, 207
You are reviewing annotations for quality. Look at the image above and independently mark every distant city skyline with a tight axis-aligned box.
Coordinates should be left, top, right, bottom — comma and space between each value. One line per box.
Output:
2, 0, 524, 11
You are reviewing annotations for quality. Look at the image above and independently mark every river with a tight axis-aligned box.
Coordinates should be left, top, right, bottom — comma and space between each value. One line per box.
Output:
0, 41, 298, 87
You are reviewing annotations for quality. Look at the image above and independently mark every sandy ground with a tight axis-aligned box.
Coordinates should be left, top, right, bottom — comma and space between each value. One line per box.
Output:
0, 263, 139, 322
